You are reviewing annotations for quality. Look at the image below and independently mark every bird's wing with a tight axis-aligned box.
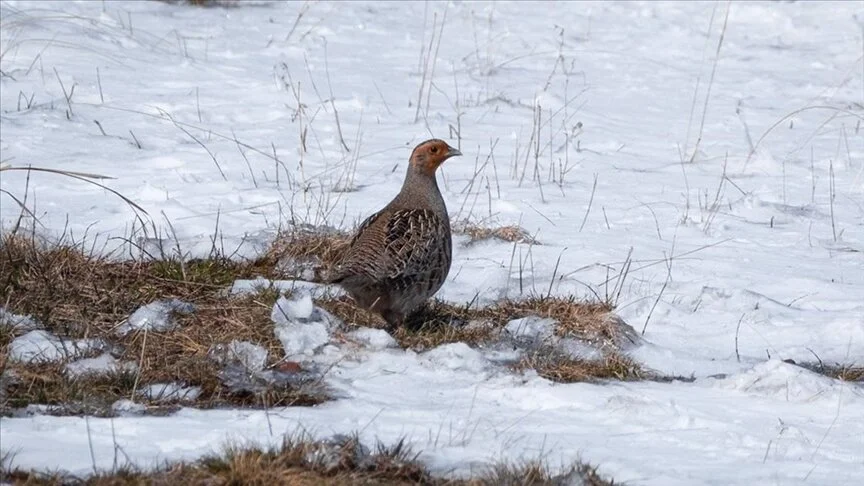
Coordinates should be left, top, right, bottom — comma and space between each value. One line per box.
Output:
331, 209, 450, 284
381, 209, 451, 279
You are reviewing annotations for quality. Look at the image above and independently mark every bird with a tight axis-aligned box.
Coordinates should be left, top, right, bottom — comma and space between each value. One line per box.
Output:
327, 139, 461, 330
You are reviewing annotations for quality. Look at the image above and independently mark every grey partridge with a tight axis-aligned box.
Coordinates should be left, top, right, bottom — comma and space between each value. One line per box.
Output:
327, 139, 461, 330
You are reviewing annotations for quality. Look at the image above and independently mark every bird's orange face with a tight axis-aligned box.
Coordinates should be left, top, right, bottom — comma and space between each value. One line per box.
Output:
410, 139, 462, 176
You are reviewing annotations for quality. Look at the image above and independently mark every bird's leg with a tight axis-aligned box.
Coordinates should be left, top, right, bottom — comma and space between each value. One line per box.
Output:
382, 309, 404, 335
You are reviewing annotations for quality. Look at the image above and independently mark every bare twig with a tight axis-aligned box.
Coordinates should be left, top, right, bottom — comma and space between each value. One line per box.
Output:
578, 173, 598, 232
96, 66, 104, 103
159, 109, 227, 180
0, 166, 149, 217
829, 159, 837, 241
642, 241, 675, 336
734, 313, 745, 362
53, 67, 75, 118
323, 41, 350, 153
688, 2, 730, 163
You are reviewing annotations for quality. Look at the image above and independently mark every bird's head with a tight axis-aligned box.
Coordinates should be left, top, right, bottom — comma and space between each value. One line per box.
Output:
409, 139, 462, 176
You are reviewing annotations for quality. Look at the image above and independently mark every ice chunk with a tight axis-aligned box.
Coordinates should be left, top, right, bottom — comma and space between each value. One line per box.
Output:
505, 316, 558, 344
116, 299, 195, 336
271, 294, 339, 360
65, 353, 137, 378
137, 382, 201, 402
272, 293, 315, 323
111, 399, 146, 416
274, 321, 330, 359
9, 330, 103, 363
272, 294, 340, 329
230, 279, 343, 299
558, 338, 604, 361
209, 340, 268, 372
347, 327, 397, 350
0, 308, 41, 331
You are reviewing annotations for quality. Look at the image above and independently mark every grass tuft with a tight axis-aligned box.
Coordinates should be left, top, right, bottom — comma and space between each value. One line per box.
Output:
481, 459, 614, 486
786, 360, 864, 383
1, 433, 616, 485
0, 232, 325, 415
1, 224, 643, 415
518, 349, 648, 383
262, 226, 351, 282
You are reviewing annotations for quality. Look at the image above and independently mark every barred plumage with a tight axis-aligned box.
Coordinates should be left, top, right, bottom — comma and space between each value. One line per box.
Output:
328, 139, 461, 329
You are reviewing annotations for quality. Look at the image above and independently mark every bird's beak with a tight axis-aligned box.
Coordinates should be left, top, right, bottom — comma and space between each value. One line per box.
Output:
447, 145, 462, 158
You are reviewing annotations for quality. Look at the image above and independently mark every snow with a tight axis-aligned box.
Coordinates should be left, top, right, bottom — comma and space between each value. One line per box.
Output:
209, 340, 269, 373
116, 299, 195, 336
137, 383, 202, 403
64, 353, 137, 378
8, 330, 104, 364
111, 399, 147, 417
1, 0, 863, 484
229, 277, 343, 298
505, 316, 557, 344
271, 293, 339, 360
346, 327, 398, 350
0, 308, 41, 332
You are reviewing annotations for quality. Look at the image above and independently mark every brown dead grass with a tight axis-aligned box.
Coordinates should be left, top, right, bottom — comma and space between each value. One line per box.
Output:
261, 227, 351, 283
319, 296, 617, 352
787, 360, 864, 383
0, 233, 324, 415
1, 224, 641, 414
267, 228, 623, 354
519, 351, 648, 383
1, 434, 614, 486
318, 295, 642, 384
483, 459, 613, 486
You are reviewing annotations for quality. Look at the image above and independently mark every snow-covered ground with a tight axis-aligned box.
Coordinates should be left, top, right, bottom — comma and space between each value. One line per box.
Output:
1, 1, 863, 484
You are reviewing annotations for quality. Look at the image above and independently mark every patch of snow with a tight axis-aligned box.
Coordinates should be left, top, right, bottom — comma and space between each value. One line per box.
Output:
137, 383, 201, 403
273, 293, 315, 322
209, 340, 269, 373
111, 399, 147, 417
0, 308, 41, 331
116, 299, 195, 336
230, 278, 342, 298
272, 294, 340, 360
558, 338, 604, 361
65, 353, 137, 378
347, 327, 397, 350
8, 330, 103, 363
704, 359, 855, 403
421, 343, 491, 374
504, 316, 557, 344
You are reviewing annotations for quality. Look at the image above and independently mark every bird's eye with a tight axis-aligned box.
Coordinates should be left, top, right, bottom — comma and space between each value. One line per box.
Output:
430, 146, 439, 154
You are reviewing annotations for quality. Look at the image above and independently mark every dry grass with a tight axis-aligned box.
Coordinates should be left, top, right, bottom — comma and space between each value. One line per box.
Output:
261, 227, 351, 283
519, 350, 648, 383
266, 227, 623, 355
318, 295, 643, 384
453, 222, 538, 245
319, 296, 617, 352
787, 360, 864, 383
1, 434, 615, 485
483, 459, 613, 486
1, 223, 642, 415
0, 233, 324, 415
